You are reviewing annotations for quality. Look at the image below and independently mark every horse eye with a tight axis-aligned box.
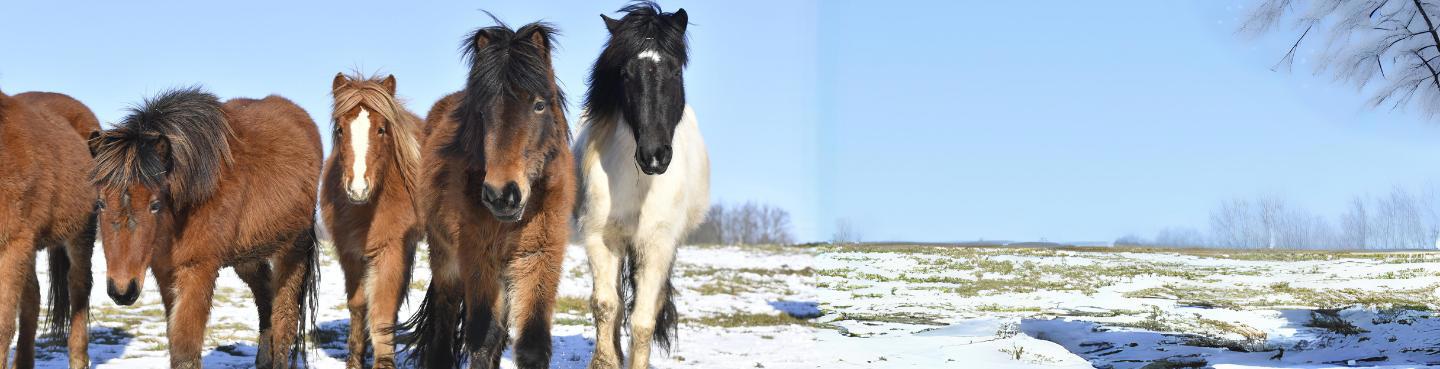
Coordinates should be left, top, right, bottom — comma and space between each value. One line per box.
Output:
149, 201, 161, 214
378, 125, 387, 135
533, 100, 548, 113
334, 125, 343, 135
95, 200, 105, 211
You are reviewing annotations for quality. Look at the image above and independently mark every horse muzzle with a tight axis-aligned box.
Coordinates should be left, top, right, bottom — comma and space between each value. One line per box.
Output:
635, 145, 672, 175
481, 181, 525, 222
107, 278, 140, 306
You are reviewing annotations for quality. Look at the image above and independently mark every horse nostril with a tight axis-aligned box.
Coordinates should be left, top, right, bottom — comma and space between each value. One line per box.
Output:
657, 145, 673, 166
501, 182, 521, 208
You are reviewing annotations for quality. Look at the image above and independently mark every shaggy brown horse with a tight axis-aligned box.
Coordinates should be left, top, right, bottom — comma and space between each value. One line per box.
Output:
0, 89, 98, 369
320, 72, 424, 369
400, 19, 575, 369
89, 87, 321, 369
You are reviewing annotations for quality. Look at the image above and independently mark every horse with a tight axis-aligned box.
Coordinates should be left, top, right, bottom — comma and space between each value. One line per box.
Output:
398, 18, 574, 369
0, 89, 99, 369
88, 87, 322, 369
320, 72, 424, 369
573, 3, 708, 369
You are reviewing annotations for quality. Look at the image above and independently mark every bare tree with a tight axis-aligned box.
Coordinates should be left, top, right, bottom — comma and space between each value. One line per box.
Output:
1339, 196, 1370, 248
687, 200, 795, 246
833, 218, 863, 245
1154, 227, 1208, 247
1243, 0, 1440, 116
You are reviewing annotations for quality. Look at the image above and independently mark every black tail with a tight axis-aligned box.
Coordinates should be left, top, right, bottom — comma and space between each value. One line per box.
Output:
395, 283, 465, 368
44, 243, 71, 342
288, 227, 321, 368
620, 252, 679, 352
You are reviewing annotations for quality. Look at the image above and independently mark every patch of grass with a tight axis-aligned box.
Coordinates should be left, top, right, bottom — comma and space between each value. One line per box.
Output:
832, 311, 947, 326
975, 304, 1043, 313
555, 296, 590, 316
683, 312, 814, 328
1306, 309, 1368, 335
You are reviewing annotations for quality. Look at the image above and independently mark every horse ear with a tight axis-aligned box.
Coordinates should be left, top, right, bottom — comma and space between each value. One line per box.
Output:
528, 30, 552, 61
332, 73, 348, 92
601, 14, 621, 34
382, 75, 397, 95
673, 9, 688, 33
87, 131, 102, 156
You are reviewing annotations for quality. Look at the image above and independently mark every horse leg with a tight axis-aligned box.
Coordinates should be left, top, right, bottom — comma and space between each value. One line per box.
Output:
64, 221, 95, 369
167, 263, 221, 369
419, 238, 463, 369
507, 230, 567, 369
625, 237, 678, 369
268, 232, 317, 369
466, 268, 506, 369
14, 263, 39, 369
335, 235, 368, 369
584, 232, 625, 369
234, 260, 274, 369
0, 235, 37, 369
366, 237, 411, 369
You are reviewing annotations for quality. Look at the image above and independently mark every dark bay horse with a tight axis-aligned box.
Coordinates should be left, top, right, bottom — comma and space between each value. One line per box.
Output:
574, 3, 709, 369
0, 89, 99, 369
321, 73, 424, 369
89, 87, 321, 369
400, 19, 575, 369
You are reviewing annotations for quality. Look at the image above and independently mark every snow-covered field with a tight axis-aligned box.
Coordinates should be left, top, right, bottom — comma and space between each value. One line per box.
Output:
17, 243, 1440, 368
817, 245, 1440, 369
16, 243, 819, 368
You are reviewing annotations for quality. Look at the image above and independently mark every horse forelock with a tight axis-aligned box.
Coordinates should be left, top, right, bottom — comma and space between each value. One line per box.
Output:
91, 87, 232, 207
583, 1, 689, 127
447, 20, 569, 156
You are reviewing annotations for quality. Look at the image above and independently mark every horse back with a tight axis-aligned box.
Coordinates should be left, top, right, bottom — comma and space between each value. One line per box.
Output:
213, 96, 322, 245
0, 92, 94, 240
12, 92, 100, 140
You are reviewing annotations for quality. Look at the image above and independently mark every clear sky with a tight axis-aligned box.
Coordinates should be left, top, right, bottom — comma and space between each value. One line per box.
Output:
0, 1, 821, 240
820, 1, 1440, 242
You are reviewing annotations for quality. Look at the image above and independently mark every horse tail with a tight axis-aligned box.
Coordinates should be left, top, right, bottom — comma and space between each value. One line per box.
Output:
620, 251, 679, 353
287, 226, 321, 367
45, 241, 72, 341
395, 282, 466, 368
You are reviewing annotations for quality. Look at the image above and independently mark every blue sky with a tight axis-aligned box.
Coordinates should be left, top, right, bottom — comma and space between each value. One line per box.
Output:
820, 1, 1440, 242
0, 1, 821, 240
8, 2, 1438, 244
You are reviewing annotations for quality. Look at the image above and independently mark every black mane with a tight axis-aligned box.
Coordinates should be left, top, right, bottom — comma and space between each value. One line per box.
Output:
583, 1, 690, 124
90, 86, 233, 207
446, 18, 566, 156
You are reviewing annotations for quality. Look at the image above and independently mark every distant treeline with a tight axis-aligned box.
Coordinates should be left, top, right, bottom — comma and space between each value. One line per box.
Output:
1119, 186, 1440, 249
687, 201, 795, 246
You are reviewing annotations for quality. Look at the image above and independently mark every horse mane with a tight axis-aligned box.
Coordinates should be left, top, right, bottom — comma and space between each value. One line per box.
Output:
332, 72, 423, 197
90, 87, 234, 208
446, 17, 568, 157
583, 1, 690, 126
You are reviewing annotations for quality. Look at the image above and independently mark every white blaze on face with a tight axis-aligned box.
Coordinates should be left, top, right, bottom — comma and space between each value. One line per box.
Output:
348, 108, 372, 198
638, 49, 664, 63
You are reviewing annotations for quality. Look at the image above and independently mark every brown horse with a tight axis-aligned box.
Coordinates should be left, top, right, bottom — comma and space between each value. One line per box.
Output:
320, 72, 424, 369
0, 89, 98, 369
399, 19, 575, 369
89, 87, 321, 369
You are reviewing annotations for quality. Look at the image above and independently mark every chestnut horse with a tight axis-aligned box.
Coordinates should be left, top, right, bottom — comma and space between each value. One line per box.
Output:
399, 19, 574, 369
574, 3, 709, 369
320, 72, 424, 369
0, 90, 98, 369
89, 87, 321, 369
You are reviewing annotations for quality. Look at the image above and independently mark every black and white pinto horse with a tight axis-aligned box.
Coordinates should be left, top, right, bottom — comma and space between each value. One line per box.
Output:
573, 2, 708, 369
